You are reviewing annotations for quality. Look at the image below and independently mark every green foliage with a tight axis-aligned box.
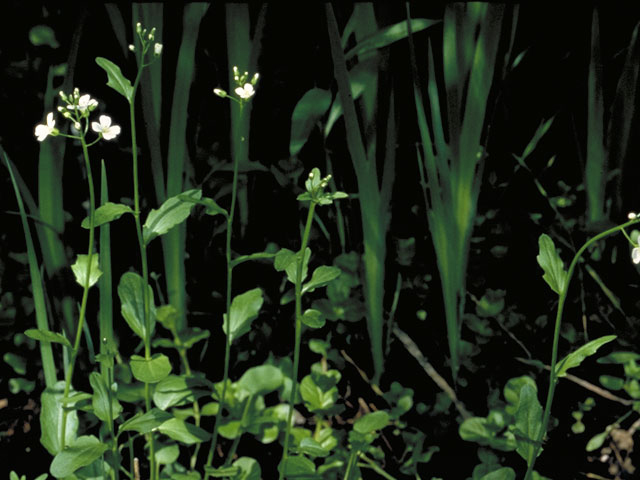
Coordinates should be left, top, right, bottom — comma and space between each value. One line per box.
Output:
95, 57, 134, 102
223, 288, 264, 342
71, 254, 102, 288
81, 202, 133, 228
536, 234, 567, 295
143, 189, 202, 245
555, 335, 616, 378
118, 271, 157, 339
50, 435, 109, 478
130, 353, 172, 383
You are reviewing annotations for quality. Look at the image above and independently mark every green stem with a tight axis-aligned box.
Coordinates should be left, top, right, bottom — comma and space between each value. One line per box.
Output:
61, 134, 96, 448
343, 448, 358, 480
279, 201, 317, 480
206, 103, 244, 473
357, 453, 396, 480
223, 396, 252, 467
524, 218, 640, 479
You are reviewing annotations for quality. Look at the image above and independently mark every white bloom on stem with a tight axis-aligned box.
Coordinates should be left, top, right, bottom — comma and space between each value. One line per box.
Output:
35, 113, 57, 141
213, 88, 227, 98
68, 94, 98, 112
91, 115, 121, 140
154, 43, 163, 56
633, 247, 640, 265
629, 212, 637, 220
234, 83, 255, 99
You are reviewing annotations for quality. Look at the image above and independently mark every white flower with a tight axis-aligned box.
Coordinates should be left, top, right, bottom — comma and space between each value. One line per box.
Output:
629, 212, 637, 220
35, 113, 57, 141
68, 94, 98, 112
633, 247, 640, 265
129, 44, 136, 52
154, 43, 163, 56
91, 115, 121, 140
234, 83, 255, 100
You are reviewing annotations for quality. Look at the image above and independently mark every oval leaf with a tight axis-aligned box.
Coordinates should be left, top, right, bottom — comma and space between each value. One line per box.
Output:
50, 435, 108, 478
353, 410, 389, 434
223, 288, 264, 342
95, 57, 133, 102
118, 272, 156, 339
130, 353, 172, 384
479, 467, 516, 480
290, 88, 332, 157
143, 189, 202, 245
81, 202, 133, 229
514, 384, 543, 464
157, 417, 211, 445
90, 372, 122, 423
299, 437, 330, 458
555, 335, 616, 378
24, 328, 71, 349
119, 408, 173, 435
237, 365, 284, 396
301, 309, 325, 328
281, 455, 316, 477
536, 234, 567, 295
153, 375, 211, 410
302, 266, 341, 294
71, 254, 102, 288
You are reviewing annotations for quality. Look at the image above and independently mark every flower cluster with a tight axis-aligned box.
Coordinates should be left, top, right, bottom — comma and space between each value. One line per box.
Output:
129, 22, 162, 61
297, 168, 348, 206
213, 65, 259, 103
35, 88, 120, 143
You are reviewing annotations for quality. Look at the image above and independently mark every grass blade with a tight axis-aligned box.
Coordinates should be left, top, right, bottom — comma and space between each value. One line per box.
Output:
98, 160, 114, 379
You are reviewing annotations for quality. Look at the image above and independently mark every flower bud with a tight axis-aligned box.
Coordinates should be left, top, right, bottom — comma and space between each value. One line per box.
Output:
154, 43, 163, 56
629, 212, 637, 220
213, 88, 227, 98
136, 22, 142, 34
129, 44, 135, 52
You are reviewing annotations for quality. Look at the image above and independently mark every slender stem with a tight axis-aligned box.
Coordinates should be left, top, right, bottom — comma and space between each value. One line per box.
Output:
343, 448, 358, 480
60, 134, 96, 448
524, 218, 640, 479
206, 103, 244, 473
279, 201, 317, 480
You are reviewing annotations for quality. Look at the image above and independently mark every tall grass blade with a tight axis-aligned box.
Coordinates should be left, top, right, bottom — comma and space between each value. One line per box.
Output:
163, 4, 209, 331
98, 160, 114, 379
4, 152, 57, 388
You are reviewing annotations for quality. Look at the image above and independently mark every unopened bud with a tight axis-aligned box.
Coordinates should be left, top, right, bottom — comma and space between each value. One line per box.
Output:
136, 22, 142, 34
629, 212, 637, 220
129, 44, 135, 52
213, 88, 227, 98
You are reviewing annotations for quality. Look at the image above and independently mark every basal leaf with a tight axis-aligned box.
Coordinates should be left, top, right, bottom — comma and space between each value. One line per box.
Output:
233, 457, 262, 480
81, 202, 133, 229
130, 353, 172, 384
536, 234, 567, 295
153, 375, 211, 410
302, 266, 341, 294
71, 254, 102, 288
290, 88, 332, 157
479, 467, 516, 480
223, 288, 263, 342
157, 417, 211, 445
514, 384, 543, 465
24, 328, 71, 349
237, 365, 284, 396
89, 372, 122, 423
40, 380, 78, 455
301, 309, 325, 328
50, 435, 108, 478
119, 408, 173, 435
143, 189, 202, 245
118, 271, 156, 339
281, 455, 316, 477
353, 410, 389, 434
299, 437, 330, 458
555, 335, 616, 378
95, 57, 133, 102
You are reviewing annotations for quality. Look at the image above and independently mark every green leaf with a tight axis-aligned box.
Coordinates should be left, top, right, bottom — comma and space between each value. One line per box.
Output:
237, 365, 284, 396
223, 288, 263, 342
514, 384, 543, 465
290, 88, 332, 157
597, 351, 640, 364
599, 375, 625, 390
4, 352, 26, 375
204, 466, 240, 478
40, 381, 78, 455
130, 353, 172, 383
479, 467, 516, 480
178, 195, 228, 218
118, 272, 156, 339
81, 202, 133, 229
119, 408, 173, 435
29, 25, 60, 48
274, 248, 311, 284
95, 57, 133, 102
299, 437, 330, 458
71, 254, 102, 288
233, 457, 262, 480
89, 372, 122, 423
345, 18, 440, 60
155, 443, 180, 465
536, 234, 567, 295
354, 410, 389, 434
231, 251, 277, 269
180, 327, 211, 349
301, 309, 325, 328
281, 455, 316, 477
50, 435, 108, 478
24, 328, 71, 349
157, 417, 211, 445
156, 304, 180, 332
555, 335, 617, 378
302, 266, 341, 294
300, 374, 338, 413
586, 429, 609, 452
153, 375, 211, 410
142, 189, 202, 245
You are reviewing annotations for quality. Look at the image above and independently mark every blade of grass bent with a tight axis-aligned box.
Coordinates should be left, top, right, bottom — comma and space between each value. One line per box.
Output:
163, 4, 209, 331
5, 153, 57, 388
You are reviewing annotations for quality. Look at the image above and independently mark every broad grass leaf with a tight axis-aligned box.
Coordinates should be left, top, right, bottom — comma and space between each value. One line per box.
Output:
89, 372, 122, 422
237, 365, 283, 396
119, 408, 172, 435
81, 202, 133, 228
555, 335, 616, 378
40, 380, 78, 455
353, 410, 389, 434
290, 88, 331, 157
71, 254, 102, 288
514, 384, 543, 465
302, 266, 341, 294
50, 435, 108, 478
157, 417, 211, 445
130, 353, 172, 383
224, 288, 263, 342
345, 18, 439, 60
536, 234, 567, 295
142, 189, 202, 245
95, 57, 133, 102
24, 328, 71, 349
118, 271, 156, 339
